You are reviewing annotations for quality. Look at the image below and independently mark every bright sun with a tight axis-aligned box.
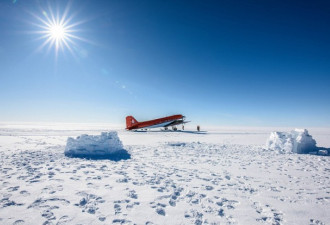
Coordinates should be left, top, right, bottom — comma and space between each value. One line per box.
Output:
49, 24, 66, 40
31, 3, 86, 58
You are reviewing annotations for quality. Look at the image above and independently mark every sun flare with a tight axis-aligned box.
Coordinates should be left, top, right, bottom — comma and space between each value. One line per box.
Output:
31, 3, 87, 58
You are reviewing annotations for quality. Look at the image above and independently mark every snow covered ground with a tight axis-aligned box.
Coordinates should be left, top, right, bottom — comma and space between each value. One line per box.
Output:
0, 123, 329, 225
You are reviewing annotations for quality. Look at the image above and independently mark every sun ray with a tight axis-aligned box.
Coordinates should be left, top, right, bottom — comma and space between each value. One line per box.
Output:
31, 1, 88, 59
60, 1, 72, 25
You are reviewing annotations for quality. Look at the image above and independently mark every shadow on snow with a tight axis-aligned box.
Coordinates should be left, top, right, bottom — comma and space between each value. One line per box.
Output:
314, 147, 330, 156
65, 149, 131, 161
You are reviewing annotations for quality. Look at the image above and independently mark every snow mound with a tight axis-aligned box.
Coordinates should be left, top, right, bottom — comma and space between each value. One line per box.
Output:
65, 132, 127, 159
266, 129, 317, 154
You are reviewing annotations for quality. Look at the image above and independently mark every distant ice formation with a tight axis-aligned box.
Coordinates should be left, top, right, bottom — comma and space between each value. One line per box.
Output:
266, 129, 317, 154
65, 132, 128, 160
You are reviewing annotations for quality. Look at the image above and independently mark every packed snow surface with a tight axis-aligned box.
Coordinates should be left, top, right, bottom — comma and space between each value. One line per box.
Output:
65, 132, 123, 157
266, 129, 317, 154
0, 123, 329, 225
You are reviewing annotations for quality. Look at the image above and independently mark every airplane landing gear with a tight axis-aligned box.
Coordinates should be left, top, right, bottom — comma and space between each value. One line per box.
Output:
172, 126, 177, 131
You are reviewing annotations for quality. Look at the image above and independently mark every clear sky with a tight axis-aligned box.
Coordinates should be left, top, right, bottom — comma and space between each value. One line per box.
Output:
0, 0, 329, 127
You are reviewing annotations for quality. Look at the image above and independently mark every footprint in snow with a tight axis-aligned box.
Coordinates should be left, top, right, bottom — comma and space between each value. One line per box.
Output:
7, 186, 20, 192
205, 185, 214, 191
253, 202, 283, 225
310, 219, 325, 225
156, 207, 166, 216
113, 199, 131, 215
0, 197, 24, 208
216, 198, 239, 210
127, 190, 138, 199
184, 209, 204, 224
126, 201, 140, 210
112, 218, 132, 224
56, 215, 73, 225
98, 215, 106, 222
75, 192, 104, 215
12, 220, 25, 225
114, 203, 122, 215
41, 207, 57, 221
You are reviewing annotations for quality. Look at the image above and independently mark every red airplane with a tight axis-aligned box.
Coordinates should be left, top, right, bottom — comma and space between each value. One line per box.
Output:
126, 114, 188, 131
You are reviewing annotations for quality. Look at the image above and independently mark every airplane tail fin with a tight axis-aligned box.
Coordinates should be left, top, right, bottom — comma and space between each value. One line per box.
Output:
126, 116, 138, 130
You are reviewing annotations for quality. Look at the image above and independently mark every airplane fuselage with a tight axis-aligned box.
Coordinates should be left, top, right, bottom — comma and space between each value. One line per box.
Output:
126, 114, 185, 130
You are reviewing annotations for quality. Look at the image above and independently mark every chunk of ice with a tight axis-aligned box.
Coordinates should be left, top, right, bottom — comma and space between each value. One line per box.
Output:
65, 132, 123, 157
266, 129, 317, 154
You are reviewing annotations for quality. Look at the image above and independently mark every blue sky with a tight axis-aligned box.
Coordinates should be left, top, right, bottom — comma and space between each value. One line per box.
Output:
0, 0, 329, 127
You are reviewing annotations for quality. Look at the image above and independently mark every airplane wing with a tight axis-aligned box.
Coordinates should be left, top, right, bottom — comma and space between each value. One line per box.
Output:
164, 119, 190, 127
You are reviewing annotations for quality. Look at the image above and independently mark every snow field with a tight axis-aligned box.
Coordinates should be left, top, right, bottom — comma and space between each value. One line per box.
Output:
0, 125, 329, 225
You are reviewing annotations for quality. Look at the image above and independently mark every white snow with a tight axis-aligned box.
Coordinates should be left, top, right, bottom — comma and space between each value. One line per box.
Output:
266, 129, 317, 154
65, 132, 123, 158
0, 123, 329, 225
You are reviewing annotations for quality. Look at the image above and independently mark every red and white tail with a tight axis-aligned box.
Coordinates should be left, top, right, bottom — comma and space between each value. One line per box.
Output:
126, 116, 138, 129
